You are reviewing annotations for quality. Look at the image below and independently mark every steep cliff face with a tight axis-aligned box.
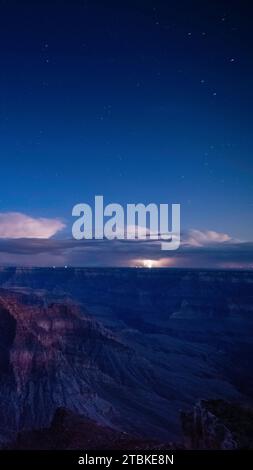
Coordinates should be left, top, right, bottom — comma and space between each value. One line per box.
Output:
0, 289, 151, 444
2, 287, 190, 445
181, 400, 253, 449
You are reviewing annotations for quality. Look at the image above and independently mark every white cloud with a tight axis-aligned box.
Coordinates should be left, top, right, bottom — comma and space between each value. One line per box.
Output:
0, 212, 65, 239
185, 229, 232, 247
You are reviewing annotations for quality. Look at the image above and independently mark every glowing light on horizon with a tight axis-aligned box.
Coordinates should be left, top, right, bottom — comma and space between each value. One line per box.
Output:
132, 258, 176, 268
143, 259, 156, 268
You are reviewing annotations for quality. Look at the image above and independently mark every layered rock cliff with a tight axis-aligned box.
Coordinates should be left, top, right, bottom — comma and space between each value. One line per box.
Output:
0, 288, 149, 444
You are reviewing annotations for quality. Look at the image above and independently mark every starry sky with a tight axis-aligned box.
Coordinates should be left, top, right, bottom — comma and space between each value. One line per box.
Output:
0, 0, 252, 267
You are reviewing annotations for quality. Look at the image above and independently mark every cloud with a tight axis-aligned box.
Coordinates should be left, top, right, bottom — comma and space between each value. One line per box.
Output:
0, 212, 65, 239
0, 226, 252, 269
184, 229, 232, 247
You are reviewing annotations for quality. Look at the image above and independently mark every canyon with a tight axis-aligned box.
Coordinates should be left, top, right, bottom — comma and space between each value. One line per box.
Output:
0, 267, 252, 448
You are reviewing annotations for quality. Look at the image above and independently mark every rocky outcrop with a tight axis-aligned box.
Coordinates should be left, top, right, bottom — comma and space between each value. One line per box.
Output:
7, 400, 253, 450
2, 287, 190, 445
181, 399, 253, 449
0, 289, 144, 444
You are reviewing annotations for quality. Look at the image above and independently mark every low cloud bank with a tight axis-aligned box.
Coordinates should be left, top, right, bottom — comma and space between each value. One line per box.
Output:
0, 227, 251, 269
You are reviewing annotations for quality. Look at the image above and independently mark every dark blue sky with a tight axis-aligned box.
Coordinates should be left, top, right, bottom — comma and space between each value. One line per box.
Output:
0, 0, 252, 266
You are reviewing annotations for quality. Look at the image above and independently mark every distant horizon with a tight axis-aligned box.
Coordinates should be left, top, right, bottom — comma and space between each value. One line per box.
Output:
0, 265, 252, 272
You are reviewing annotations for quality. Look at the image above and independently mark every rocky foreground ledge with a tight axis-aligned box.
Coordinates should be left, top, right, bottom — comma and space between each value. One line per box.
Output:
6, 400, 253, 450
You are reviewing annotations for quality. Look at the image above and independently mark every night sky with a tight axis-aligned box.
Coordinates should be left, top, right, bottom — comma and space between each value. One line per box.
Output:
0, 0, 252, 267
